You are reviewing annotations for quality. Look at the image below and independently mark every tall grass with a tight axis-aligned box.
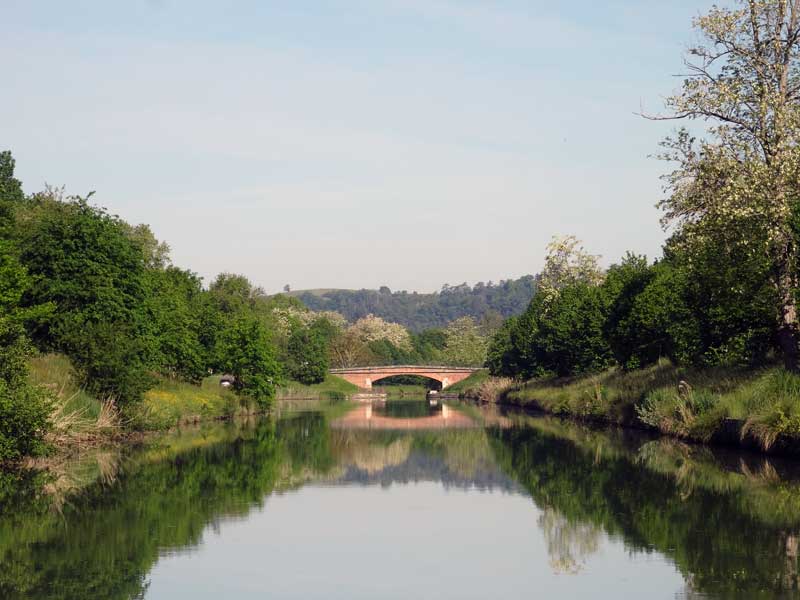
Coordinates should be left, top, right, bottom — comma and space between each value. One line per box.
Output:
27, 353, 120, 445
28, 353, 101, 422
502, 358, 800, 450
505, 360, 755, 423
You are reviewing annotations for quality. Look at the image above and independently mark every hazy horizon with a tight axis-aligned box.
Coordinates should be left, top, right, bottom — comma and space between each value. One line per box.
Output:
2, 0, 714, 294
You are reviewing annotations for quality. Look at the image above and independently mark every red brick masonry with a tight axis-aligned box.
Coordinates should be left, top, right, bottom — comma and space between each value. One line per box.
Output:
329, 365, 479, 390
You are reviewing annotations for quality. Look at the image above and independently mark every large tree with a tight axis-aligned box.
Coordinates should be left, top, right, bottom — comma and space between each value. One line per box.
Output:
652, 0, 800, 369
16, 193, 154, 403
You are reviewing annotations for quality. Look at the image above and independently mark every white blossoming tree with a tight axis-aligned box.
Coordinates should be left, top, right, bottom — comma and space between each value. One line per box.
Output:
348, 314, 413, 351
651, 0, 800, 369
538, 235, 604, 303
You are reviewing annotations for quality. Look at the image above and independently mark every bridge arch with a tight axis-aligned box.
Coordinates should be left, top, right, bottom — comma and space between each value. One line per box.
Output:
329, 365, 478, 390
370, 373, 445, 390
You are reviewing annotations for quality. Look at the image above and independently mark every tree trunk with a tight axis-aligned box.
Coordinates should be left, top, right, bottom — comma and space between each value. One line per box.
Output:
777, 255, 800, 372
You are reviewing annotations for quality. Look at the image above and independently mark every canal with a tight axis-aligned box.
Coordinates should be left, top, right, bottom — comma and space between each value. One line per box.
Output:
1, 398, 799, 599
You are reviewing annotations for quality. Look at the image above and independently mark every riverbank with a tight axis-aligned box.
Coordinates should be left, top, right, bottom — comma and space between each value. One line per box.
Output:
455, 361, 800, 457
20, 353, 360, 465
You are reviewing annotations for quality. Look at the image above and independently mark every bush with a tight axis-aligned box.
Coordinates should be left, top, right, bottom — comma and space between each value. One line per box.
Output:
60, 319, 154, 406
15, 194, 156, 403
0, 379, 52, 462
0, 242, 53, 462
286, 327, 329, 385
219, 317, 282, 407
603, 260, 700, 369
486, 317, 522, 377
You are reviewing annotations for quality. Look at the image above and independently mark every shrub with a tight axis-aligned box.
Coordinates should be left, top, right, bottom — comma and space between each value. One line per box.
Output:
219, 317, 282, 407
0, 242, 53, 461
0, 378, 52, 461
59, 319, 154, 406
286, 327, 329, 384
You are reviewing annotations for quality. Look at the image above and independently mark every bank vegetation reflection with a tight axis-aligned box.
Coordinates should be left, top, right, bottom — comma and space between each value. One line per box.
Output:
1, 400, 799, 598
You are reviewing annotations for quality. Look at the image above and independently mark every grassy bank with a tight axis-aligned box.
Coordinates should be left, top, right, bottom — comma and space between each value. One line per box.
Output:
276, 375, 359, 400
446, 369, 514, 402
26, 354, 364, 451
491, 359, 800, 452
28, 354, 119, 449
30, 353, 365, 429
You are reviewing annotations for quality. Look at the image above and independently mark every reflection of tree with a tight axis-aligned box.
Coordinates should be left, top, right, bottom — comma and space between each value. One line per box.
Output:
334, 433, 412, 474
379, 400, 436, 419
488, 423, 800, 596
0, 415, 338, 600
328, 429, 514, 490
537, 508, 601, 574
783, 533, 799, 591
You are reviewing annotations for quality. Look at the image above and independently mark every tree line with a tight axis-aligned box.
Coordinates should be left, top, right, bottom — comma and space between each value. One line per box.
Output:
488, 1, 800, 382
0, 164, 300, 459
294, 276, 536, 331
0, 156, 493, 461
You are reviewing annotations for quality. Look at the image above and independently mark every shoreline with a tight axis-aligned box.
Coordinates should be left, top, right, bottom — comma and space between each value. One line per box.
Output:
461, 389, 800, 459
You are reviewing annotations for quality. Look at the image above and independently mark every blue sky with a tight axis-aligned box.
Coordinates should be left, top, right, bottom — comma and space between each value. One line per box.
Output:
2, 0, 713, 292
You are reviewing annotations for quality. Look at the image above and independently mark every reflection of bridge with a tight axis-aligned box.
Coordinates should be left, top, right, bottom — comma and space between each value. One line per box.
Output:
330, 365, 479, 389
330, 404, 477, 430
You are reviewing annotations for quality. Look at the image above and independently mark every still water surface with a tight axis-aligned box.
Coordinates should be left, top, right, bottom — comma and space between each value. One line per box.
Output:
2, 399, 800, 599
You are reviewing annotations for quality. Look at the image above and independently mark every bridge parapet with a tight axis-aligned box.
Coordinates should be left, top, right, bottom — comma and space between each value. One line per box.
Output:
329, 365, 480, 390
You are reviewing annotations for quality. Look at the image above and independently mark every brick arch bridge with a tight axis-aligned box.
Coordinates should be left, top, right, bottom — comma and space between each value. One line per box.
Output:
329, 365, 479, 390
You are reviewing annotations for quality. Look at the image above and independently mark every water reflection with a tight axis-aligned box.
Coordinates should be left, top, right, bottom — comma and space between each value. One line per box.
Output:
331, 400, 477, 430
538, 507, 602, 574
1, 401, 800, 598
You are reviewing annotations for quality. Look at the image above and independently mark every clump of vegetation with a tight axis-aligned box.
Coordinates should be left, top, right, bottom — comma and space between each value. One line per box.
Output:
0, 225, 53, 462
133, 376, 243, 430
285, 325, 329, 385
503, 360, 753, 422
28, 353, 117, 445
501, 360, 800, 449
444, 369, 513, 403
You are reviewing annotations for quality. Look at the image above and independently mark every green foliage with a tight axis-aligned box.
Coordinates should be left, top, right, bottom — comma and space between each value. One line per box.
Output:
655, 2, 800, 369
295, 276, 537, 331
667, 229, 776, 367
60, 319, 154, 405
145, 267, 207, 383
493, 236, 779, 382
486, 317, 521, 377
366, 338, 415, 365
0, 150, 24, 237
0, 241, 52, 462
602, 258, 699, 369
0, 380, 52, 462
15, 194, 154, 404
219, 317, 281, 407
504, 283, 612, 378
286, 326, 329, 385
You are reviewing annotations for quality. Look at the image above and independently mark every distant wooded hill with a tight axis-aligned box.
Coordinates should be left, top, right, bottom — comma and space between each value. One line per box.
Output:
291, 276, 537, 331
